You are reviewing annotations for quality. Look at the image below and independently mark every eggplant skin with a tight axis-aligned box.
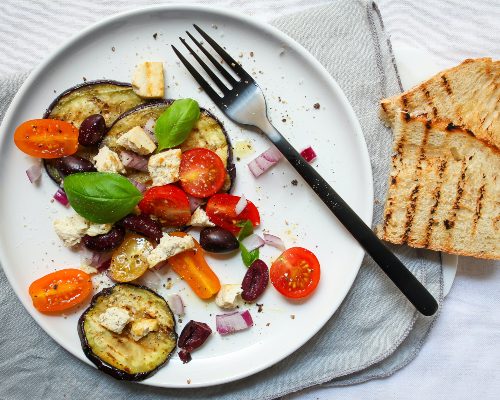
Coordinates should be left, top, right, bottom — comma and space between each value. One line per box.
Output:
43, 80, 145, 127
78, 283, 177, 381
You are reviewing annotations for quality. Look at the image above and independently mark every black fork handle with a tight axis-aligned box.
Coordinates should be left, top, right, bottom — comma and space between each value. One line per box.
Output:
266, 127, 438, 316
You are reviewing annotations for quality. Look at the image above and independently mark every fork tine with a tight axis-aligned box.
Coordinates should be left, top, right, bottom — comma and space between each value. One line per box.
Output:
185, 31, 237, 85
171, 45, 222, 104
193, 24, 252, 80
179, 37, 229, 94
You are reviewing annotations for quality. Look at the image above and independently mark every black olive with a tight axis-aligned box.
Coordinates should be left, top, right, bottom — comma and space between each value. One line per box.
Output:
54, 155, 96, 176
118, 214, 163, 243
199, 227, 239, 253
82, 226, 125, 252
79, 114, 107, 146
241, 259, 269, 302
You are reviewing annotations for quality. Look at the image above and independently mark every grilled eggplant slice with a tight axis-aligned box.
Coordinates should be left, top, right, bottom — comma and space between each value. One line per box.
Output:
103, 100, 236, 191
78, 283, 177, 381
44, 80, 146, 127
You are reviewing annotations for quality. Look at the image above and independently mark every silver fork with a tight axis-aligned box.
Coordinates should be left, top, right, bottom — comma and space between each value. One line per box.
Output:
172, 24, 438, 316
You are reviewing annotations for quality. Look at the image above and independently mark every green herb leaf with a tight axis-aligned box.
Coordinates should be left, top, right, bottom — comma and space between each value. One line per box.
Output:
155, 98, 200, 151
63, 172, 142, 223
237, 220, 254, 241
240, 243, 260, 267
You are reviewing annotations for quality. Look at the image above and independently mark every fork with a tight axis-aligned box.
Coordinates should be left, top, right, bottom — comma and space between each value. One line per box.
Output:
172, 24, 438, 316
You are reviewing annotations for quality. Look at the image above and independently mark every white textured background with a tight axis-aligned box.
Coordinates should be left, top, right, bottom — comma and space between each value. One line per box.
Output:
0, 1, 499, 399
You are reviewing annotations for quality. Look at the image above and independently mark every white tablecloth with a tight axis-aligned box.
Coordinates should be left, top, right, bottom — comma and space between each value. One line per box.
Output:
1, 1, 499, 399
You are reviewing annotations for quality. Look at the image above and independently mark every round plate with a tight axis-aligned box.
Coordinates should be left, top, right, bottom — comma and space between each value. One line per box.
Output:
0, 5, 372, 388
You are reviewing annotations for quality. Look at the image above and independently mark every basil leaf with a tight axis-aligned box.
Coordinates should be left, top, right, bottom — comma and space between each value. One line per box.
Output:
237, 220, 254, 241
155, 98, 200, 151
64, 172, 142, 223
240, 243, 260, 267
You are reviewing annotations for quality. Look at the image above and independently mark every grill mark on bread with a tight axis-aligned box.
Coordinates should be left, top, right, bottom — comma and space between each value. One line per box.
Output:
443, 159, 468, 232
423, 160, 447, 247
472, 179, 486, 235
402, 121, 430, 242
441, 74, 452, 95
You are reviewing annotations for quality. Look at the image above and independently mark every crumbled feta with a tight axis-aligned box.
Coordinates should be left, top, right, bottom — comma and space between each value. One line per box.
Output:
116, 126, 156, 155
132, 61, 164, 98
189, 207, 215, 227
86, 222, 113, 237
130, 318, 159, 341
215, 284, 242, 309
97, 307, 131, 334
53, 214, 89, 247
148, 149, 181, 186
147, 233, 195, 267
93, 146, 126, 174
79, 263, 99, 275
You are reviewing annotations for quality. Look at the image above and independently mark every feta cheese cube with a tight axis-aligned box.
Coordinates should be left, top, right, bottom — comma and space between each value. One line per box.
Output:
86, 222, 113, 237
189, 207, 215, 227
148, 149, 181, 186
97, 307, 131, 334
53, 214, 89, 247
130, 318, 159, 341
132, 62, 164, 98
79, 263, 99, 275
215, 284, 242, 309
116, 126, 157, 155
93, 146, 126, 174
147, 233, 195, 267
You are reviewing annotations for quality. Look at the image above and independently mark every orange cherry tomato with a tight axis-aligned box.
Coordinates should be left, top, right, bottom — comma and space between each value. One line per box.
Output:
270, 247, 320, 299
205, 193, 260, 234
179, 148, 226, 198
138, 185, 191, 227
167, 232, 221, 299
28, 268, 93, 313
14, 119, 79, 158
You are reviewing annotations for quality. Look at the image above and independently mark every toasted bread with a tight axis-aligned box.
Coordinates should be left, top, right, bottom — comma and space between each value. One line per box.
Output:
380, 58, 500, 150
378, 112, 500, 259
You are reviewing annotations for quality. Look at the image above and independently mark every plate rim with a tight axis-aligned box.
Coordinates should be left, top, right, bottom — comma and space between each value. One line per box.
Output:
0, 4, 374, 388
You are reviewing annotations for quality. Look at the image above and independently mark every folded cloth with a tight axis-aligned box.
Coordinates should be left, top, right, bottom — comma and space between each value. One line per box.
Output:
0, 1, 442, 399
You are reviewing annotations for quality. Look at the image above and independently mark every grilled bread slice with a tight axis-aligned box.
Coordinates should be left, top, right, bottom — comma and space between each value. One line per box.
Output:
380, 58, 500, 149
378, 112, 500, 259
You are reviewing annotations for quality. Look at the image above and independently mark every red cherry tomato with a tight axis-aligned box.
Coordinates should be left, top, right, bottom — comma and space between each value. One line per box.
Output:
179, 148, 226, 198
138, 185, 191, 227
14, 119, 79, 158
205, 194, 260, 234
270, 247, 320, 299
28, 269, 93, 313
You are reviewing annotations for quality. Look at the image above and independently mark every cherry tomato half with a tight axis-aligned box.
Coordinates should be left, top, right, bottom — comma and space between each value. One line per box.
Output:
270, 247, 320, 299
138, 185, 191, 227
28, 268, 93, 313
108, 234, 154, 282
168, 232, 221, 299
14, 119, 79, 158
179, 148, 226, 198
205, 193, 260, 234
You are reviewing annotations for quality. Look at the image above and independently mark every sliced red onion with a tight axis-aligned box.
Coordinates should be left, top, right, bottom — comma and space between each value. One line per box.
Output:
143, 118, 157, 143
247, 146, 283, 177
187, 195, 206, 213
87, 251, 113, 271
128, 178, 147, 193
120, 150, 148, 171
168, 294, 185, 316
263, 233, 286, 251
241, 234, 265, 252
53, 188, 69, 207
300, 146, 317, 163
216, 310, 253, 336
26, 163, 42, 184
235, 195, 247, 215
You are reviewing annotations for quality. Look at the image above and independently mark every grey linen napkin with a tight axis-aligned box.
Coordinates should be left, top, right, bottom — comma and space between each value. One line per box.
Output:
0, 1, 442, 399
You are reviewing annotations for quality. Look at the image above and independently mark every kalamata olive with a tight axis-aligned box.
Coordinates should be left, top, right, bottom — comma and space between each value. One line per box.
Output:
79, 114, 107, 146
118, 214, 163, 243
199, 227, 239, 253
54, 155, 96, 176
178, 349, 192, 364
82, 226, 125, 252
178, 320, 212, 352
241, 259, 269, 302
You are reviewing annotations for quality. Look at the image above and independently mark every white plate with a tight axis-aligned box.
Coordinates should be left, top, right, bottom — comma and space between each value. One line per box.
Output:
0, 5, 372, 388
